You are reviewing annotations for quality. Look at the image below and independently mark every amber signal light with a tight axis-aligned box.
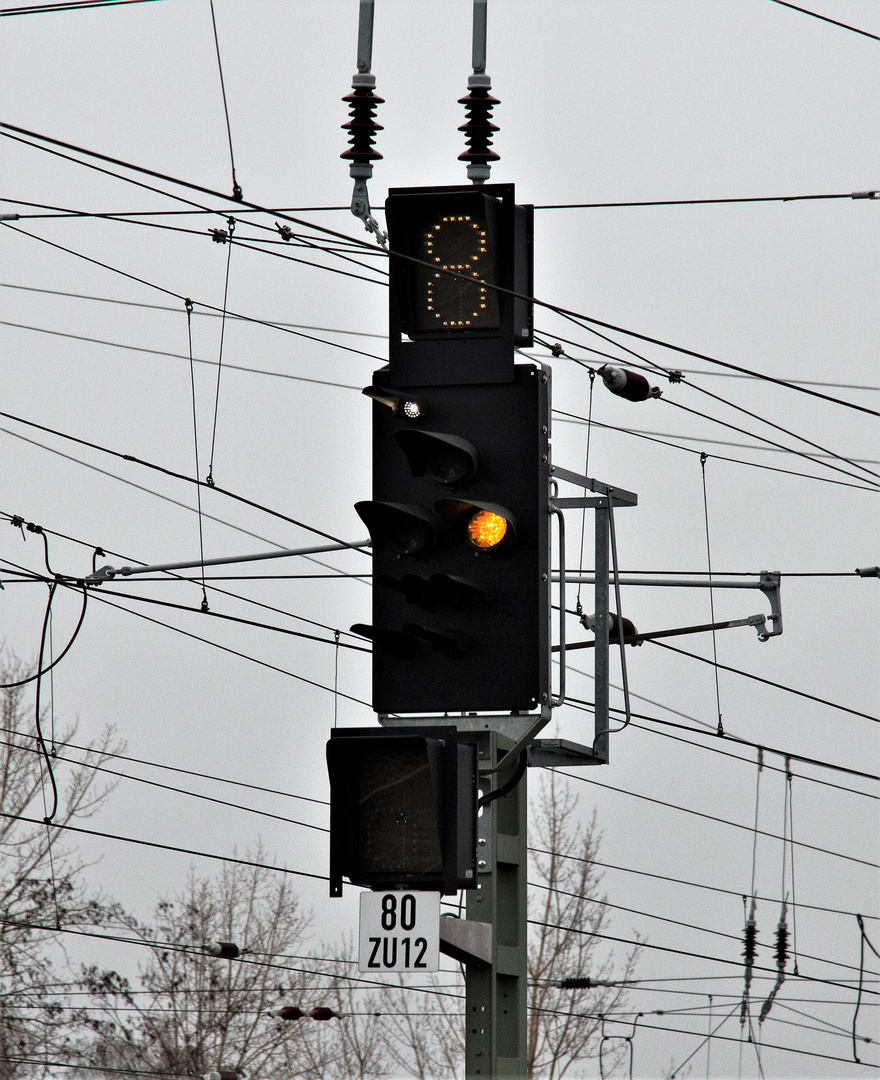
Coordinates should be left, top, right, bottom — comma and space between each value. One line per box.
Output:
466, 508, 508, 550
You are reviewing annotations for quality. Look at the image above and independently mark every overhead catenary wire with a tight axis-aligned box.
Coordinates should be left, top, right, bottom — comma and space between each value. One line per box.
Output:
685, 377, 880, 484
0, 120, 379, 250
0, 318, 372, 384
3, 549, 369, 650
8, 972, 876, 998
20, 200, 392, 281
528, 918, 880, 998
549, 987, 880, 1012
532, 1001, 876, 1057
554, 412, 880, 466
67, 580, 370, 652
0, 198, 352, 216
100, 572, 370, 580
81, 586, 373, 707
552, 766, 878, 868
0, 508, 368, 647
208, 0, 241, 202
532, 845, 877, 924
0, 733, 329, 832
625, 716, 878, 803
0, 226, 387, 359
0, 211, 391, 280
6, 188, 879, 214
5, 310, 874, 495
0, 405, 371, 552
7, 1003, 461, 1018
588, 999, 873, 1044
532, 329, 880, 393
0, 441, 360, 574
0, 918, 463, 998
528, 1006, 880, 1071
3, 706, 872, 998
0, 805, 329, 884
5, 276, 875, 398
2, 118, 878, 419
546, 303, 880, 419
659, 396, 879, 489
553, 408, 879, 492
0, 721, 328, 806
769, 0, 880, 42
645, 638, 879, 722
527, 880, 867, 976
532, 189, 880, 209
540, 332, 880, 488
0, 166, 388, 296
0, 0, 158, 14
1, 61, 872, 1080
562, 696, 880, 782
558, 650, 880, 797
0, 279, 388, 337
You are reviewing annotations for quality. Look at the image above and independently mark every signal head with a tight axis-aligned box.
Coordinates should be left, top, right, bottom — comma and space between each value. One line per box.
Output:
395, 429, 478, 486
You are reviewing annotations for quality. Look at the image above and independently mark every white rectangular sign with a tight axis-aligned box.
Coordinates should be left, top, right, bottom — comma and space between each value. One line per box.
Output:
358, 890, 440, 973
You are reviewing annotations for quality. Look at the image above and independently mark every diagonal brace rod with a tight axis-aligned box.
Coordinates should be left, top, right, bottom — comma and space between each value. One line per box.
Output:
86, 539, 371, 582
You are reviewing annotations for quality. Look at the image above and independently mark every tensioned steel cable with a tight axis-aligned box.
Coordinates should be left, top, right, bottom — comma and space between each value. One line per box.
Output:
208, 0, 241, 201
2, 119, 878, 418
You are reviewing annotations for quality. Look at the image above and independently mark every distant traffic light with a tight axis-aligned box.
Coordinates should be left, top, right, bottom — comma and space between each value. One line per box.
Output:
327, 727, 477, 897
352, 183, 549, 718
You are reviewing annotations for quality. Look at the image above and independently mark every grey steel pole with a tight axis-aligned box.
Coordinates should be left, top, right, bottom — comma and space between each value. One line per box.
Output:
471, 0, 488, 73
465, 732, 528, 1077
593, 503, 610, 763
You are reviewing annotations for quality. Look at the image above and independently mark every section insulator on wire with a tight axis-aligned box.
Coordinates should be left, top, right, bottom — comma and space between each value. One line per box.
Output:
341, 83, 384, 166
458, 77, 500, 183
774, 918, 789, 969
740, 906, 757, 1025
598, 364, 662, 401
206, 941, 240, 959
276, 1006, 304, 1021
742, 916, 757, 967
759, 902, 789, 1023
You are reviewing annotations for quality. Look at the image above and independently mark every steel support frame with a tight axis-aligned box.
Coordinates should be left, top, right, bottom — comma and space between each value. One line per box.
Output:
550, 466, 638, 765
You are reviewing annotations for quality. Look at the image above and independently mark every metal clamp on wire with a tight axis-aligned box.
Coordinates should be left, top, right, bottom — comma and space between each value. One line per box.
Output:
349, 162, 387, 248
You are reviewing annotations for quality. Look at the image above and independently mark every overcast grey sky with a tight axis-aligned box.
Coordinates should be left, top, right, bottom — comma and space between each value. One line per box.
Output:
1, 1, 878, 1077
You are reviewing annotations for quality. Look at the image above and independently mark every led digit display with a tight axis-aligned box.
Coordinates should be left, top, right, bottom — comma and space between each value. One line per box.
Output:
413, 212, 500, 335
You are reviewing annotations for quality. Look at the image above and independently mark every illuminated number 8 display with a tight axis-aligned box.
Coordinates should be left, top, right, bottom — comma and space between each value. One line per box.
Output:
416, 213, 500, 334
